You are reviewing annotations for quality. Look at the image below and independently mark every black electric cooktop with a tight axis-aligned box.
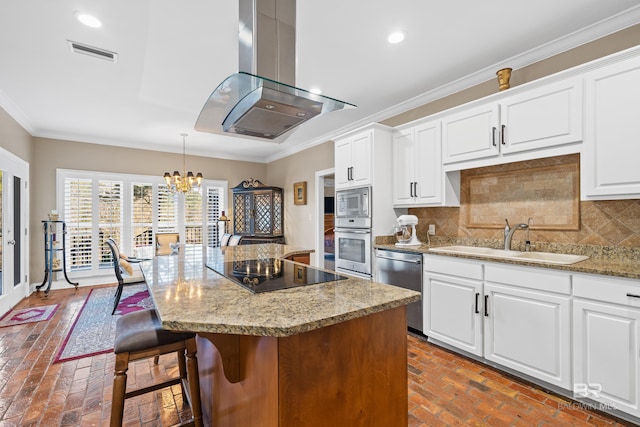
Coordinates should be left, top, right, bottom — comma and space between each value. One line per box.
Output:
207, 258, 347, 293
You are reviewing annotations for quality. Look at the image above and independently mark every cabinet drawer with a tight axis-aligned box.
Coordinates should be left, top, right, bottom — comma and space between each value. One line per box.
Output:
574, 274, 640, 307
423, 254, 483, 280
485, 262, 571, 295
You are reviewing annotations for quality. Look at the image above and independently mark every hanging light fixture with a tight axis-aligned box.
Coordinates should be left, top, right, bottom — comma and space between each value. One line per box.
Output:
163, 133, 203, 193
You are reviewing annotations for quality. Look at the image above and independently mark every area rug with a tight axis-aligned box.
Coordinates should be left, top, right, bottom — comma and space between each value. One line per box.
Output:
53, 284, 154, 363
0, 304, 59, 328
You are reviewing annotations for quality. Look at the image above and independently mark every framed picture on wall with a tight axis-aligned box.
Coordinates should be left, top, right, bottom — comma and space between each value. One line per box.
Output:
294, 181, 307, 205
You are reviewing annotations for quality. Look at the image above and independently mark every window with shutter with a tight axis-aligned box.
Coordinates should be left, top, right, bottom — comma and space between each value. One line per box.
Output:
132, 183, 153, 247
98, 180, 123, 268
58, 169, 227, 278
185, 190, 203, 244
64, 177, 93, 272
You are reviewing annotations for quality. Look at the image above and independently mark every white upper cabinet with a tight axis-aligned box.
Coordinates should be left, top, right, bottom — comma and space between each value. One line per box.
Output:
335, 125, 392, 190
442, 103, 500, 164
392, 120, 459, 207
442, 77, 583, 168
500, 78, 583, 154
582, 54, 640, 199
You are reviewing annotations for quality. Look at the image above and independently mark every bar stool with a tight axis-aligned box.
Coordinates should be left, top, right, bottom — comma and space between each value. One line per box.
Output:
110, 309, 203, 427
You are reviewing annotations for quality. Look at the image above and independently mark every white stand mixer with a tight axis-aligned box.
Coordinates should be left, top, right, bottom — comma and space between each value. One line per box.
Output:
394, 215, 422, 246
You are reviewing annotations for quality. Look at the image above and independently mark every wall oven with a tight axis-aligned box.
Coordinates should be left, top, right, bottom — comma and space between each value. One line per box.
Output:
335, 186, 372, 278
335, 228, 372, 278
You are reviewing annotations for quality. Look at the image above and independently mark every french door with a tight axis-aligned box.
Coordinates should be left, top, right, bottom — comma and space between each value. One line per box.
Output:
0, 147, 29, 316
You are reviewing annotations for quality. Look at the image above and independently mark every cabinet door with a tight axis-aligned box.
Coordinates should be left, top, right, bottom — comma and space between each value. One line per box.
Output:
392, 129, 415, 206
350, 131, 373, 186
414, 121, 442, 204
484, 283, 571, 389
500, 78, 582, 154
574, 299, 640, 418
583, 55, 640, 198
334, 138, 352, 188
442, 103, 499, 164
424, 272, 483, 356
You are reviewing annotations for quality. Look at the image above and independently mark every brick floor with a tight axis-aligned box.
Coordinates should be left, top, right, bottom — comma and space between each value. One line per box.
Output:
0, 285, 637, 426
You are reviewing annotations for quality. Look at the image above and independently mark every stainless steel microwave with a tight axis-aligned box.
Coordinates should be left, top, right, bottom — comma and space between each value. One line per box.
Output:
336, 186, 370, 219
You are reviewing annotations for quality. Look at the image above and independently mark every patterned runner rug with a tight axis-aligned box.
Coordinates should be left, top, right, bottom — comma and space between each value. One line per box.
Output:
0, 304, 59, 328
54, 284, 154, 363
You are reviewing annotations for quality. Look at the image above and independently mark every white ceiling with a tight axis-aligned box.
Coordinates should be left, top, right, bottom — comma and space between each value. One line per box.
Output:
1, 1, 639, 163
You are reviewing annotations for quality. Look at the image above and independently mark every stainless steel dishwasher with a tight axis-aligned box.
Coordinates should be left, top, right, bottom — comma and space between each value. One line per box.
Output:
375, 249, 423, 333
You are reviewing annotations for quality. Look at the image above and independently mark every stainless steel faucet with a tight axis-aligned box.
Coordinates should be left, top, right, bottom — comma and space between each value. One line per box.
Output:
504, 219, 529, 251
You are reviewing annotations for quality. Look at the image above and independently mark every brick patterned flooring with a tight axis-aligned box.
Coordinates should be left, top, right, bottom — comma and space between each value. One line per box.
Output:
0, 285, 637, 426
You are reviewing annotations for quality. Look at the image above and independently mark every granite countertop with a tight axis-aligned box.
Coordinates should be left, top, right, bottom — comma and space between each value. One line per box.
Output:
374, 237, 640, 280
140, 244, 420, 337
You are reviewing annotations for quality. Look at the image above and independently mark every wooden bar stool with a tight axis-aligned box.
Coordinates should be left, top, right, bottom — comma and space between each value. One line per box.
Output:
110, 309, 203, 427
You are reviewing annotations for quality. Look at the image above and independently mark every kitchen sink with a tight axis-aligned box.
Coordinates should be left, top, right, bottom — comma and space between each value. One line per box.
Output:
429, 246, 588, 265
513, 251, 588, 265
428, 245, 522, 257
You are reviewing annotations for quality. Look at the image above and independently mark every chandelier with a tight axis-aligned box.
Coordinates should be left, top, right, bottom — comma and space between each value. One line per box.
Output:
163, 133, 203, 193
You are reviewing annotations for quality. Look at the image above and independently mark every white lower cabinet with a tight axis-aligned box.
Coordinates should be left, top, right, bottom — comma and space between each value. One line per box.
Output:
484, 282, 571, 389
424, 271, 483, 356
573, 274, 640, 419
424, 256, 572, 389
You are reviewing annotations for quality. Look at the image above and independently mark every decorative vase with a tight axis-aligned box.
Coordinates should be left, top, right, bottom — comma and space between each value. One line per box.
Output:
496, 68, 512, 91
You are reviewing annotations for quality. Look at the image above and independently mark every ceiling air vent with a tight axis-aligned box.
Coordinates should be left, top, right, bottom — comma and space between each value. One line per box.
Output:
68, 40, 117, 62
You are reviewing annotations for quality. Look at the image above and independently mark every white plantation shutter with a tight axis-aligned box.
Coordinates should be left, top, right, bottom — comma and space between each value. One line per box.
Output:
58, 169, 227, 277
98, 180, 123, 268
157, 184, 178, 233
131, 183, 153, 248
185, 190, 203, 244
64, 177, 93, 272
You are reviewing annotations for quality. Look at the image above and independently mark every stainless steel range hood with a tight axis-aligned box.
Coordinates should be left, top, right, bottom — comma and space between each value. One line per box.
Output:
194, 0, 355, 141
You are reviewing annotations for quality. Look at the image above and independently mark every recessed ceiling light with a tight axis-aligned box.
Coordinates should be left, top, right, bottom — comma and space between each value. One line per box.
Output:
388, 32, 405, 44
74, 11, 102, 28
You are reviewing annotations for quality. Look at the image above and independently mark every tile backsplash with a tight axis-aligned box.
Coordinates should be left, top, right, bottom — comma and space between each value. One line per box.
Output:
410, 154, 640, 248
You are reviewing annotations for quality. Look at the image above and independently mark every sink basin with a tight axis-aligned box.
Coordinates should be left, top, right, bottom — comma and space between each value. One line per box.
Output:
513, 251, 588, 265
429, 245, 521, 257
429, 246, 588, 265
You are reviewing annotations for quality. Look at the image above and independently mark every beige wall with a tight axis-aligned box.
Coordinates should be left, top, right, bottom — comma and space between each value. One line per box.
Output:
266, 142, 334, 248
30, 137, 265, 280
0, 108, 33, 162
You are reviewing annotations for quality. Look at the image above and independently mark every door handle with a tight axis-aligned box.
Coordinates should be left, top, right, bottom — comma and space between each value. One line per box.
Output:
501, 124, 506, 145
492, 127, 497, 147
627, 293, 640, 299
475, 293, 480, 314
484, 295, 489, 316
8, 240, 16, 246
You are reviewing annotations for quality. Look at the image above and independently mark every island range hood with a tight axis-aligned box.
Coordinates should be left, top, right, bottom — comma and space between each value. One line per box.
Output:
194, 0, 355, 141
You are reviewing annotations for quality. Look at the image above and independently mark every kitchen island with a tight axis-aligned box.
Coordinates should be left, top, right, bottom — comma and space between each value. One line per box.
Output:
140, 244, 420, 426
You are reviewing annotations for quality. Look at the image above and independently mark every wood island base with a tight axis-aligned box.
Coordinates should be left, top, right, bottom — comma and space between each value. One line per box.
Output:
196, 306, 409, 427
